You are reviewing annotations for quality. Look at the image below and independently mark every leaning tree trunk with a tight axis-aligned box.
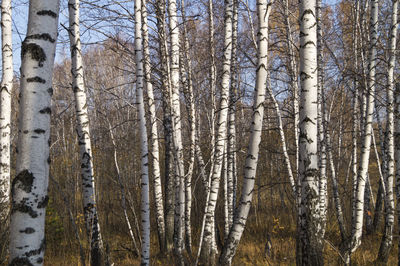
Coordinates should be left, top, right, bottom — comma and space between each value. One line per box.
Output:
346, 0, 378, 263
377, 0, 398, 262
296, 0, 323, 265
142, 0, 166, 253
9, 0, 60, 265
219, 1, 274, 264
199, 0, 233, 263
266, 87, 296, 196
134, 0, 151, 263
0, 0, 12, 223
68, 1, 105, 264
283, 0, 299, 195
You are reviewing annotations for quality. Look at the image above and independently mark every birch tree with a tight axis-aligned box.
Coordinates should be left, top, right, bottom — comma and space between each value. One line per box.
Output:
377, 0, 398, 262
199, 0, 233, 263
9, 0, 60, 264
0, 0, 12, 222
142, 0, 165, 253
346, 0, 378, 262
196, 0, 218, 260
155, 0, 174, 252
227, 0, 239, 228
283, 0, 300, 186
395, 83, 400, 265
134, 0, 150, 263
68, 0, 105, 264
168, 0, 185, 258
297, 0, 323, 264
219, 0, 274, 264
181, 0, 195, 254
316, 0, 327, 240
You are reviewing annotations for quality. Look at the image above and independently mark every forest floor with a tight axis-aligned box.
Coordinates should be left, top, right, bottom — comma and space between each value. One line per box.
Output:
43, 204, 398, 265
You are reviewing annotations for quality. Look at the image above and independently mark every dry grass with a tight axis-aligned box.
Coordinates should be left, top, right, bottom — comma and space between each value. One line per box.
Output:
44, 203, 398, 265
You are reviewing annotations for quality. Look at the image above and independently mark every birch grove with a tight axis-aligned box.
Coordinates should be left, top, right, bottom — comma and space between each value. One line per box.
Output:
5, 0, 400, 264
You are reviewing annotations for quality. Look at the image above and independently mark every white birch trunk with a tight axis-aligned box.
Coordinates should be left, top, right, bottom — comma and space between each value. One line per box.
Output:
197, 0, 218, 260
155, 0, 174, 251
219, 1, 274, 264
142, 0, 166, 253
351, 0, 359, 220
316, 0, 327, 241
180, 0, 195, 254
266, 88, 296, 195
227, 0, 239, 227
0, 0, 12, 221
108, 120, 140, 256
9, 1, 60, 264
134, 0, 151, 263
297, 0, 323, 264
168, 0, 185, 258
348, 0, 378, 260
68, 1, 104, 264
325, 114, 347, 241
395, 83, 400, 264
377, 0, 398, 262
284, 0, 300, 194
199, 0, 233, 263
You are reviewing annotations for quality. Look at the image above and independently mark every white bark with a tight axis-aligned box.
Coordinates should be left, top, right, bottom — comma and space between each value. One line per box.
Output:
200, 0, 233, 262
266, 88, 296, 195
134, 0, 150, 263
227, 0, 239, 228
197, 0, 218, 260
297, 0, 322, 264
108, 120, 139, 256
351, 0, 359, 222
395, 83, 400, 264
349, 0, 378, 258
316, 0, 327, 240
283, 0, 299, 194
325, 114, 347, 241
10, 1, 60, 264
155, 0, 174, 251
168, 0, 185, 258
180, 0, 195, 254
377, 0, 398, 262
142, 0, 166, 253
68, 1, 104, 264
0, 0, 12, 220
219, 1, 274, 264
